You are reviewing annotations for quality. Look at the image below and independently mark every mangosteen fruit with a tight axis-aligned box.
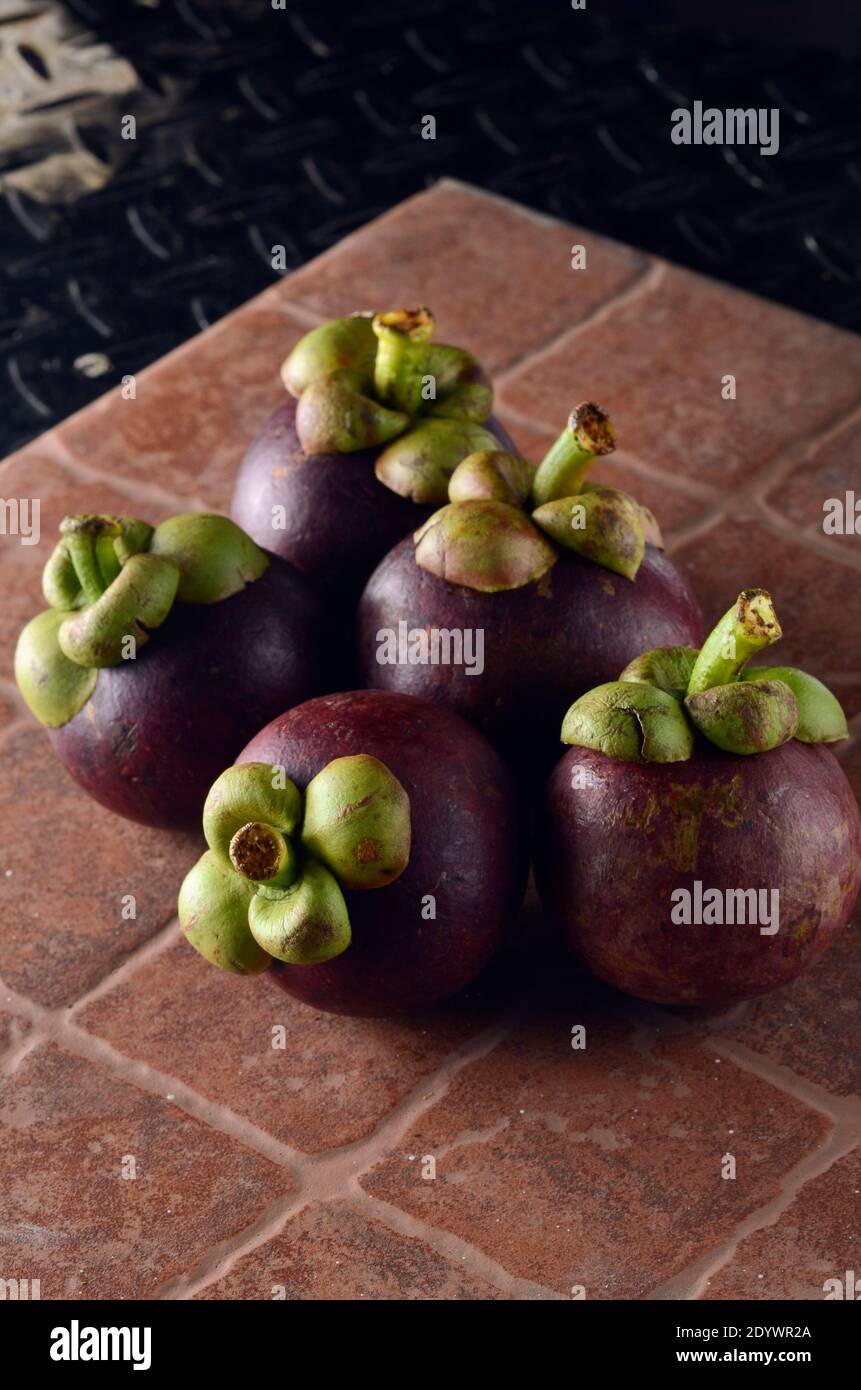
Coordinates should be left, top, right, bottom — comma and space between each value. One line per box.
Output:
230, 308, 514, 602
14, 511, 330, 829
357, 403, 704, 769
178, 689, 527, 1016
535, 589, 861, 1005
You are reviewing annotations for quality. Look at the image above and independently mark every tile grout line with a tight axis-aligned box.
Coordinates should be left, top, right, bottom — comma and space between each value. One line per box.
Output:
150, 992, 536, 1299
647, 1037, 861, 1300
495, 259, 666, 389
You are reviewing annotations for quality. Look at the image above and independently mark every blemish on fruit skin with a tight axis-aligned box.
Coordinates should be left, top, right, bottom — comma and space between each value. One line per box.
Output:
355, 838, 381, 864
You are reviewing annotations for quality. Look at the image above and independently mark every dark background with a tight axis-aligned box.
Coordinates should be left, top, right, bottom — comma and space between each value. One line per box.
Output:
1, 0, 859, 454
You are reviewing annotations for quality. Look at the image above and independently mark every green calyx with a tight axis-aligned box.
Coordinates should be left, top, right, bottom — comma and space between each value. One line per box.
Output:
619, 646, 700, 703
280, 308, 495, 488
740, 667, 848, 744
180, 756, 412, 975
561, 682, 695, 763
559, 589, 848, 763
414, 499, 558, 592
15, 511, 269, 729
412, 402, 656, 591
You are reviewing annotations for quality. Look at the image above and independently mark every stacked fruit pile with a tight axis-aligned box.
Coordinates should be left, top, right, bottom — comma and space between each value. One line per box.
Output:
15, 309, 860, 1016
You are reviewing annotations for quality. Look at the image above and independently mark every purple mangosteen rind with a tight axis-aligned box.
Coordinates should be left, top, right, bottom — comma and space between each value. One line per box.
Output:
14, 511, 272, 730
538, 587, 859, 1005
536, 739, 861, 1006
180, 691, 528, 1016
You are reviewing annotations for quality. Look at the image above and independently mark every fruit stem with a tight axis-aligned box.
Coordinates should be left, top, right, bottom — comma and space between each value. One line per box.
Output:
530, 403, 616, 508
229, 821, 298, 889
372, 308, 436, 415
686, 589, 782, 696
59, 515, 122, 604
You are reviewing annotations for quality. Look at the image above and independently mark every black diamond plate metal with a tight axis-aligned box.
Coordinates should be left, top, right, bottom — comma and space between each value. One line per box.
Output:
1, 0, 859, 454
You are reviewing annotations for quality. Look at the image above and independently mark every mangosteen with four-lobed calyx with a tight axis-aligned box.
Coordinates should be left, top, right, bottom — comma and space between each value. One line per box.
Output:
178, 689, 528, 1016
357, 402, 704, 770
230, 308, 515, 604
535, 588, 861, 1006
14, 511, 331, 829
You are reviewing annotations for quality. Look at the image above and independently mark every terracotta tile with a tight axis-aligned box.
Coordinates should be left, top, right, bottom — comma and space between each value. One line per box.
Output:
0, 729, 199, 1007
55, 301, 313, 511
0, 1043, 293, 1299
703, 1148, 861, 1300
0, 1004, 30, 1053
277, 181, 646, 374
713, 921, 861, 1099
197, 1202, 503, 1300
499, 265, 861, 486
765, 420, 861, 564
0, 450, 175, 676
671, 519, 861, 711
361, 978, 828, 1298
77, 937, 522, 1152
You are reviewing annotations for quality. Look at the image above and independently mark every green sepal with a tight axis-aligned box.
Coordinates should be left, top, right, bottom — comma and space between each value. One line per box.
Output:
179, 850, 270, 975
248, 859, 352, 965
281, 314, 377, 398
619, 646, 701, 703
532, 487, 645, 580
686, 678, 799, 754
302, 754, 411, 889
741, 666, 848, 744
14, 607, 98, 728
414, 499, 558, 592
561, 681, 694, 763
149, 513, 268, 604
203, 763, 303, 867
57, 553, 180, 668
375, 419, 501, 505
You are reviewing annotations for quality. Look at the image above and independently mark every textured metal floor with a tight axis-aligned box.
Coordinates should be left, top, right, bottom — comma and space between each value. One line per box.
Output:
1, 0, 860, 454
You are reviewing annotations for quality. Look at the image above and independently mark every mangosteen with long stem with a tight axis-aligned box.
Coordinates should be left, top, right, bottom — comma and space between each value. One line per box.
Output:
179, 689, 527, 1016
357, 403, 704, 769
535, 589, 861, 1005
14, 512, 330, 829
230, 308, 514, 601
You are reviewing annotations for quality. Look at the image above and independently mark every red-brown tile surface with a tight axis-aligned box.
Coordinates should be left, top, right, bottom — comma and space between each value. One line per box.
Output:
711, 922, 860, 1099
0, 729, 199, 1007
0, 1044, 293, 1299
0, 1004, 30, 1054
278, 181, 646, 373
76, 938, 518, 1152
360, 982, 830, 1299
197, 1202, 503, 1300
702, 1148, 861, 1301
0, 182, 859, 1301
54, 300, 314, 510
670, 519, 861, 712
765, 420, 861, 564
499, 264, 861, 486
